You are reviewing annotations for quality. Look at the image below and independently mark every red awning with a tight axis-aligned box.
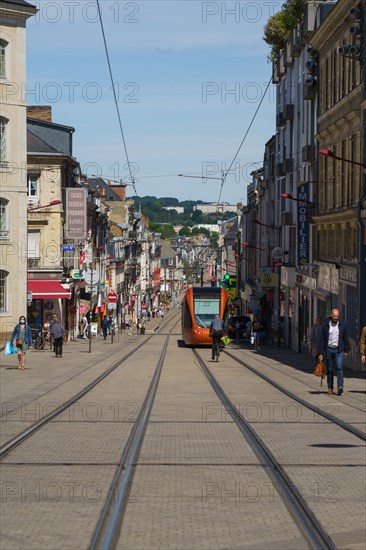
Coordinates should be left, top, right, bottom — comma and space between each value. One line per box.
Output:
28, 280, 72, 300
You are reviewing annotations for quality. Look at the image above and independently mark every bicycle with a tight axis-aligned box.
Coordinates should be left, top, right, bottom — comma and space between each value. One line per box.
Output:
32, 329, 46, 350
211, 333, 222, 362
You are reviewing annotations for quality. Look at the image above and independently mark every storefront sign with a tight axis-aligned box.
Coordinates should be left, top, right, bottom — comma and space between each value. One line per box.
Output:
65, 188, 87, 240
339, 266, 357, 283
297, 181, 309, 266
70, 270, 84, 279
260, 272, 278, 287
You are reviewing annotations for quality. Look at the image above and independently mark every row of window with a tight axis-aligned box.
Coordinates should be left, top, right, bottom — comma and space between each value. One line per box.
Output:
318, 134, 362, 211
1, 116, 42, 192
0, 175, 40, 238
320, 43, 361, 115
317, 225, 357, 263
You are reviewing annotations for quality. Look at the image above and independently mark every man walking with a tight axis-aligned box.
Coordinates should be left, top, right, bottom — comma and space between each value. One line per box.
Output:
50, 315, 65, 358
319, 308, 350, 395
101, 316, 109, 340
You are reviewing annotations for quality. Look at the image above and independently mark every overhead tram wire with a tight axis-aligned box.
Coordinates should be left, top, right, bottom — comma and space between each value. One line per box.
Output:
217, 78, 272, 204
96, 0, 137, 194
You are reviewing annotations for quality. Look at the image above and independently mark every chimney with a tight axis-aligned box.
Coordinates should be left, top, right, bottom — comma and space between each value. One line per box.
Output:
27, 106, 52, 122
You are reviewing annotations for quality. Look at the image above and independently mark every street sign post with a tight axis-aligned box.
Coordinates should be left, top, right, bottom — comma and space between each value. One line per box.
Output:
107, 291, 118, 303
272, 247, 284, 260
86, 284, 98, 293
84, 270, 99, 285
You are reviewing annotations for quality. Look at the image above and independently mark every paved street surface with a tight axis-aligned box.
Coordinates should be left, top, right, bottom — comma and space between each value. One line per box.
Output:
1, 310, 365, 549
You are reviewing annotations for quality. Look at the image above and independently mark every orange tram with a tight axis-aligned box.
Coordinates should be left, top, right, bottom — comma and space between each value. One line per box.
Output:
181, 287, 229, 346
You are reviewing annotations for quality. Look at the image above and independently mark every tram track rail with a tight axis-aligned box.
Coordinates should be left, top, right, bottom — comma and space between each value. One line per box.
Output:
89, 336, 170, 550
0, 312, 180, 460
224, 349, 366, 442
232, 349, 366, 412
193, 349, 336, 550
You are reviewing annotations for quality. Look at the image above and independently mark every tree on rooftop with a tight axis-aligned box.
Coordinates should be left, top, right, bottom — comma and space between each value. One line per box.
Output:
263, 0, 308, 58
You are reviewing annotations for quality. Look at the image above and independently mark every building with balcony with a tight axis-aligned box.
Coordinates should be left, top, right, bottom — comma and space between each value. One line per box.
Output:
26, 107, 81, 331
0, 0, 37, 342
311, 0, 364, 363
270, 1, 337, 352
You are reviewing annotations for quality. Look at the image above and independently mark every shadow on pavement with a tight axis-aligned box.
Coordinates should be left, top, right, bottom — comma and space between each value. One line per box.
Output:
234, 341, 366, 380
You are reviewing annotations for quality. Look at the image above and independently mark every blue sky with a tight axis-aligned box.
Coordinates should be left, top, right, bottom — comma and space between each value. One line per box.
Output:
26, 0, 281, 203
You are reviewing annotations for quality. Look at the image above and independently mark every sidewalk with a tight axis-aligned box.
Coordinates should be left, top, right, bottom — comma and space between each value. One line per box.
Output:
0, 314, 165, 353
228, 339, 366, 380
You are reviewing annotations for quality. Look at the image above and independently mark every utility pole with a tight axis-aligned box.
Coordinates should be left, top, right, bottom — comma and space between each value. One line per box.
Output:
235, 231, 240, 312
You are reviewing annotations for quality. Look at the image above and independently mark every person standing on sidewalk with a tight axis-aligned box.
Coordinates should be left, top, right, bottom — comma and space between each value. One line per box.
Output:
101, 316, 109, 340
310, 315, 322, 366
11, 316, 33, 370
360, 325, 366, 366
50, 316, 64, 358
252, 317, 262, 351
319, 308, 350, 396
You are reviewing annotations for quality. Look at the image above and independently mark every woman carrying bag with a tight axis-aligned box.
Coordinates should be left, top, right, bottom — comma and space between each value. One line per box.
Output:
10, 316, 33, 370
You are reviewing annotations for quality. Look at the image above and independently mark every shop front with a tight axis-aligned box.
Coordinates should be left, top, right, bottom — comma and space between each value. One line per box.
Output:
296, 272, 316, 354
27, 277, 72, 331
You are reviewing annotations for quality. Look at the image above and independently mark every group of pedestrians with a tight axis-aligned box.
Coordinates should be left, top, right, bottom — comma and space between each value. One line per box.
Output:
10, 313, 64, 368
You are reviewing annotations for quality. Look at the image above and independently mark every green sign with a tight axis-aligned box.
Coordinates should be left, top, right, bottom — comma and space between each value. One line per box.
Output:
70, 270, 84, 279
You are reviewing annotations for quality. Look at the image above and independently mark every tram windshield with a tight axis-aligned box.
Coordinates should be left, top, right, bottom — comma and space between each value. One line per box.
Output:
194, 298, 220, 328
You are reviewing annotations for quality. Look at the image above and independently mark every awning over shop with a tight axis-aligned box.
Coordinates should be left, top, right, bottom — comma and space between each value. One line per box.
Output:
28, 280, 72, 299
313, 289, 332, 301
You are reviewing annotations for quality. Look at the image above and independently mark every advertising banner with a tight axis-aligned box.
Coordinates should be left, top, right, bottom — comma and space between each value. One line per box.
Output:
297, 181, 309, 266
66, 188, 87, 240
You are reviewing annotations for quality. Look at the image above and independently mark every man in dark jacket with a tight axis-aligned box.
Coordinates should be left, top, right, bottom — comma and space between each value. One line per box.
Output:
319, 308, 350, 395
210, 315, 224, 360
50, 316, 65, 358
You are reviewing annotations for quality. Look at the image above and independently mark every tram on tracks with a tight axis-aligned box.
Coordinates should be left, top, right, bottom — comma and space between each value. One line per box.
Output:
181, 286, 229, 346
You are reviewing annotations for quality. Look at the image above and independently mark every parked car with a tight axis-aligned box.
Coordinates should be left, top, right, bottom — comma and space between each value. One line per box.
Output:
227, 316, 251, 339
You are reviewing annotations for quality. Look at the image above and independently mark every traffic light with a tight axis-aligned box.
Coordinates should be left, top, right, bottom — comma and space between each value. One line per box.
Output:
220, 273, 236, 289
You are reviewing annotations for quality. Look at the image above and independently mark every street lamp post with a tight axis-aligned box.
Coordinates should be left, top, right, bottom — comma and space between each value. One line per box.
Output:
27, 199, 62, 211
252, 219, 281, 231
319, 149, 366, 170
280, 193, 316, 206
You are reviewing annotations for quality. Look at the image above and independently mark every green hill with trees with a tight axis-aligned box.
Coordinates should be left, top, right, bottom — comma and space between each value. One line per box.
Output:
128, 195, 236, 227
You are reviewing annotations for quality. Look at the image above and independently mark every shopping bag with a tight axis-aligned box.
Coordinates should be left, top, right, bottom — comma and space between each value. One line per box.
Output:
220, 335, 231, 346
313, 359, 326, 386
313, 359, 326, 378
250, 336, 254, 345
4, 342, 17, 355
